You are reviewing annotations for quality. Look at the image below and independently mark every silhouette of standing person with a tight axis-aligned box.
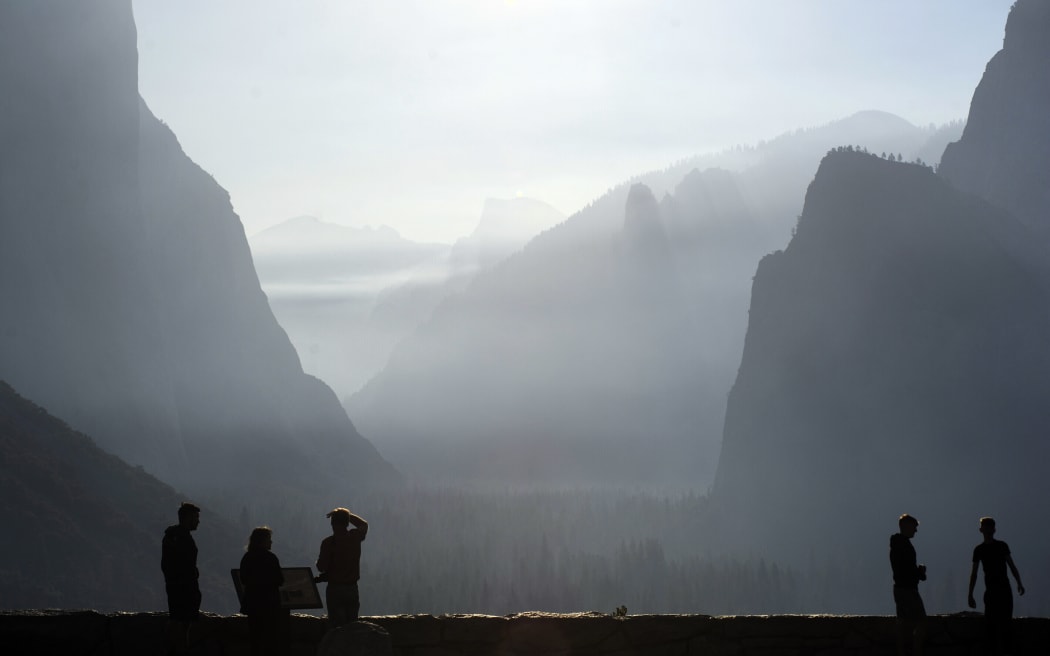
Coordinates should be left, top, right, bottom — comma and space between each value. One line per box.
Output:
315, 507, 368, 627
240, 526, 290, 656
968, 516, 1025, 655
161, 502, 201, 651
890, 513, 927, 656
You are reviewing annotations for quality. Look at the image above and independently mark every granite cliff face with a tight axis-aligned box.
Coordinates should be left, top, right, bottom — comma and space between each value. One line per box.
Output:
939, 0, 1050, 236
0, 1, 396, 509
712, 2, 1050, 613
714, 152, 1050, 564
0, 0, 164, 464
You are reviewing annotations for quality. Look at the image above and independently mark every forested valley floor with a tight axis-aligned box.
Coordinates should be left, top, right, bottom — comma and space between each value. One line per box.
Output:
234, 486, 930, 617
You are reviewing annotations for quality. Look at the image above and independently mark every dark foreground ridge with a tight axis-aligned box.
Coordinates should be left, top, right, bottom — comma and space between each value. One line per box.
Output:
3, 610, 1050, 655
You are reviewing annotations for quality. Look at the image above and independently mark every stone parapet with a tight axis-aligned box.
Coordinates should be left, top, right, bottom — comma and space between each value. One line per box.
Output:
2, 610, 1049, 655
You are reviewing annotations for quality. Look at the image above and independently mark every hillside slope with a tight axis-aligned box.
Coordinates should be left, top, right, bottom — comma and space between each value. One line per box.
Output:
0, 381, 243, 613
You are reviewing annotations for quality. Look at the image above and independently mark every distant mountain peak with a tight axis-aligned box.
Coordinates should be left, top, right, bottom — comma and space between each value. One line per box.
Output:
480, 196, 558, 214
286, 214, 322, 225
254, 216, 404, 241
468, 196, 565, 242
839, 109, 917, 130
447, 196, 566, 275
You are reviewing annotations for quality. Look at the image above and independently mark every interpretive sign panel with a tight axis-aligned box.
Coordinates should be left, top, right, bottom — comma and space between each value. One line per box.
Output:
230, 566, 323, 610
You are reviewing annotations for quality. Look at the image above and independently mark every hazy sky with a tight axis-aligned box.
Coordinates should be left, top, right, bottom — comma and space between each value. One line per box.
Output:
133, 0, 1013, 243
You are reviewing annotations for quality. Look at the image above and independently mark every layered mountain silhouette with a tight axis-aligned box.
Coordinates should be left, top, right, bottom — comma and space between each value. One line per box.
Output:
0, 380, 243, 612
0, 1, 396, 514
7, 0, 1038, 618
348, 113, 961, 489
368, 197, 567, 352
250, 218, 448, 296
250, 218, 449, 398
445, 197, 568, 277
713, 0, 1050, 613
249, 199, 564, 399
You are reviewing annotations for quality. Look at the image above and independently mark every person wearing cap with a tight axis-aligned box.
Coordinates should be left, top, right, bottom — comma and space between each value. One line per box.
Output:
890, 513, 926, 656
315, 507, 368, 626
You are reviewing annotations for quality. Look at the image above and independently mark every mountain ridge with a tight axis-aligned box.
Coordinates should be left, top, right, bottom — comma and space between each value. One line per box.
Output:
347, 110, 960, 490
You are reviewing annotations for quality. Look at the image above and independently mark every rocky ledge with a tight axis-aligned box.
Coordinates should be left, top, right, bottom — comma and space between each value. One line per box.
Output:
2, 610, 1049, 655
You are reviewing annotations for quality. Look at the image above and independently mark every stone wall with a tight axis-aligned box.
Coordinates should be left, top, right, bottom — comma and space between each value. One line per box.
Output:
3, 610, 1049, 655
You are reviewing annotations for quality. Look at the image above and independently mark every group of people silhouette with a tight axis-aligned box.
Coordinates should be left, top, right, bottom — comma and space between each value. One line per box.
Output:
158, 502, 1026, 655
891, 513, 1025, 656
160, 501, 368, 656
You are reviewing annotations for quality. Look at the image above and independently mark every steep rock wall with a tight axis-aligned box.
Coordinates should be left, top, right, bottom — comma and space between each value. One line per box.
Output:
0, 0, 397, 511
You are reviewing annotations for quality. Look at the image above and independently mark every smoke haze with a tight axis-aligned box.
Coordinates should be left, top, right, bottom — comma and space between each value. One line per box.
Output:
8, 0, 1050, 622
